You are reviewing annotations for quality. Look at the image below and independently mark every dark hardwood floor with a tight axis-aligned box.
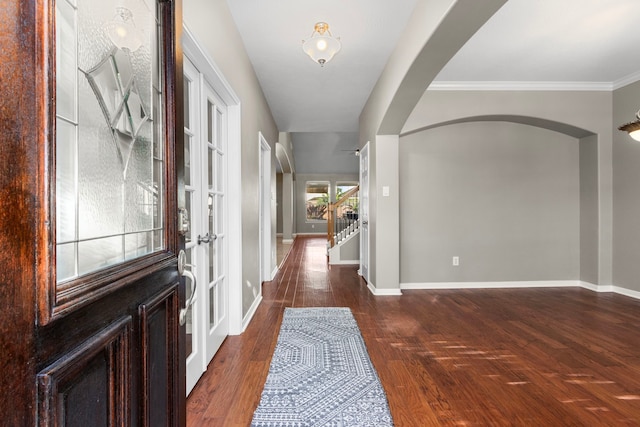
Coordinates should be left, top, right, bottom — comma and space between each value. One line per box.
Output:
187, 236, 640, 426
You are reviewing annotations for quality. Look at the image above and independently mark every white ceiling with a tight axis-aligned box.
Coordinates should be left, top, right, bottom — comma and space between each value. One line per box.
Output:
434, 0, 640, 88
227, 0, 640, 173
227, 0, 418, 133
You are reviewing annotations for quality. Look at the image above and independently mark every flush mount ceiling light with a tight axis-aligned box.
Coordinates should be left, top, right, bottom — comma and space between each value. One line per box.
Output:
618, 108, 640, 141
302, 22, 341, 67
104, 6, 144, 51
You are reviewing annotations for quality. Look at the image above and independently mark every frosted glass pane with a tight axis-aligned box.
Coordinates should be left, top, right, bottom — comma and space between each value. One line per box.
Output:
153, 158, 163, 228
124, 128, 153, 233
78, 236, 123, 276
56, 119, 77, 243
56, 0, 164, 283
57, 243, 76, 281
125, 232, 152, 260
56, 0, 77, 122
153, 90, 163, 159
77, 99, 124, 240
153, 229, 163, 251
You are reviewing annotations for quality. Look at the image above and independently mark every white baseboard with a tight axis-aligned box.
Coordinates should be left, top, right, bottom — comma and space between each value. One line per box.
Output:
367, 282, 402, 296
270, 266, 278, 281
401, 280, 581, 290
282, 238, 294, 244
611, 285, 640, 300
242, 293, 263, 332
400, 280, 640, 301
330, 260, 360, 265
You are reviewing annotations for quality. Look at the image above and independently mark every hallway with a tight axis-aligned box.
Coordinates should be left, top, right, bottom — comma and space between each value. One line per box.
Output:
186, 237, 640, 426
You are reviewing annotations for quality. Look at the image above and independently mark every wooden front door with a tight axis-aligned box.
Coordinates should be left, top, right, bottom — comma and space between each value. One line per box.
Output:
0, 0, 186, 425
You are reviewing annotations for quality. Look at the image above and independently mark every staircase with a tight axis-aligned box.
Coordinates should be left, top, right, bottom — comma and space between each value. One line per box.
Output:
327, 186, 360, 265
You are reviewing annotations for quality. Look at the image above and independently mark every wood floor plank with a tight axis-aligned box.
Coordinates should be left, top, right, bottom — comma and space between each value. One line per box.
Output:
187, 237, 640, 426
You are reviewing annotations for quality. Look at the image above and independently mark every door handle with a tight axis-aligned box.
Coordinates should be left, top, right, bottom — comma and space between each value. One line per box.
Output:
177, 250, 197, 326
197, 232, 217, 245
362, 220, 368, 225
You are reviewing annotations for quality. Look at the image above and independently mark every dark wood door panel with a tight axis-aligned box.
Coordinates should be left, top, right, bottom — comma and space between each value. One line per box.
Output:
37, 316, 132, 427
139, 285, 180, 427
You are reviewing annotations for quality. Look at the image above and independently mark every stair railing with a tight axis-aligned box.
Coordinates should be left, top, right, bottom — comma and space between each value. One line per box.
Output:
327, 185, 360, 249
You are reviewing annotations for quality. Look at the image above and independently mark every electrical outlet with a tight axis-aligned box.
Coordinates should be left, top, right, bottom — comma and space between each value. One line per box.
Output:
452, 256, 459, 266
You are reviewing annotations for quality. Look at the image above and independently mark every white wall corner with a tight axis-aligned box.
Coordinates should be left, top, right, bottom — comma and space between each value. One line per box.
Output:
367, 282, 402, 296
241, 293, 263, 333
270, 266, 278, 281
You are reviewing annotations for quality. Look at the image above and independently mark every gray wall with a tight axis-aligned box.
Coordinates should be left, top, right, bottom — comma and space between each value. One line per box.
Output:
184, 0, 279, 318
399, 121, 580, 284
404, 90, 613, 288
276, 173, 283, 234
295, 174, 359, 235
613, 80, 640, 293
580, 135, 599, 284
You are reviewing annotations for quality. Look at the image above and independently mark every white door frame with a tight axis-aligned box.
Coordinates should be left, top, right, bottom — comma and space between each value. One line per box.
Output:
359, 142, 370, 282
183, 26, 243, 335
259, 132, 272, 282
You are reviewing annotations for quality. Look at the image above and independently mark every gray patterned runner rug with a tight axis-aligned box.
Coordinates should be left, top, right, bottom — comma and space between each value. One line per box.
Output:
251, 307, 394, 427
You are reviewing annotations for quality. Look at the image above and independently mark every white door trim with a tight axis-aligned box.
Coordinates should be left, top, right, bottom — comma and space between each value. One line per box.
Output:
359, 142, 370, 282
259, 132, 273, 282
183, 25, 243, 335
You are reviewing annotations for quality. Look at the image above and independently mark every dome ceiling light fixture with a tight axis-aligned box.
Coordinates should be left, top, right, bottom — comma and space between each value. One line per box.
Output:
302, 22, 341, 67
618, 108, 640, 141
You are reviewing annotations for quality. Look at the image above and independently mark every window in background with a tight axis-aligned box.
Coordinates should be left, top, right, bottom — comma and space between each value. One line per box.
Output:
305, 181, 329, 221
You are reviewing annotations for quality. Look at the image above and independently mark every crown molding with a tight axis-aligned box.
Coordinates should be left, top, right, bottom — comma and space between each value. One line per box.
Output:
613, 70, 640, 90
428, 81, 613, 91
429, 72, 640, 92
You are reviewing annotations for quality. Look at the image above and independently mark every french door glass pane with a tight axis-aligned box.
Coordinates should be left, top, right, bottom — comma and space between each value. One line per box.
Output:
185, 248, 194, 358
184, 132, 191, 186
55, 0, 164, 282
208, 147, 214, 190
207, 101, 214, 144
209, 286, 215, 329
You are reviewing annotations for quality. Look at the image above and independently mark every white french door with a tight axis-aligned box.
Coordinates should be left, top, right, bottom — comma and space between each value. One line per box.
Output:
183, 56, 229, 395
